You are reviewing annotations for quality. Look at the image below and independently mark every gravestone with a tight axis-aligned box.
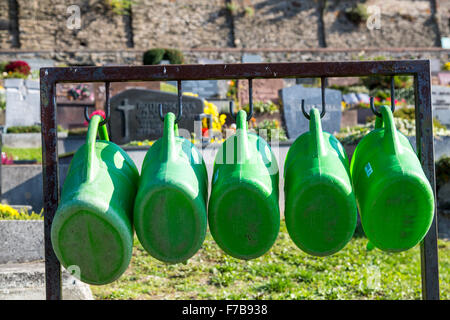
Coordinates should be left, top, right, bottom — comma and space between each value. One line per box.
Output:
342, 93, 359, 105
430, 59, 441, 74
438, 72, 450, 86
242, 54, 263, 63
238, 78, 284, 106
432, 85, 450, 126
167, 80, 227, 99
109, 89, 204, 145
280, 85, 342, 139
4, 79, 40, 128
26, 59, 55, 72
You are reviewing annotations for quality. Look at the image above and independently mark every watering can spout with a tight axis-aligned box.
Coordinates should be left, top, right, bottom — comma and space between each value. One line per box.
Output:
380, 105, 401, 155
236, 110, 249, 163
309, 107, 326, 157
85, 114, 107, 183
161, 112, 177, 162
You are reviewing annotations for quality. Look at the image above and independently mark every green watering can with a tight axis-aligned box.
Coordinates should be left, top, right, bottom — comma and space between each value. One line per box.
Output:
350, 105, 434, 252
208, 110, 280, 260
51, 114, 139, 285
134, 112, 208, 263
284, 106, 357, 256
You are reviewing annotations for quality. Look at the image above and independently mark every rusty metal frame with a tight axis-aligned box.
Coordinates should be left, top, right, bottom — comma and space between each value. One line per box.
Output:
40, 60, 439, 300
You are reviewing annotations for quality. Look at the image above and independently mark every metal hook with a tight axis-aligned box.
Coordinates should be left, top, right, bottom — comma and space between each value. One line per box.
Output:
370, 77, 396, 117
229, 79, 253, 121
247, 78, 253, 121
300, 77, 326, 120
84, 82, 110, 126
159, 80, 183, 123
390, 76, 396, 113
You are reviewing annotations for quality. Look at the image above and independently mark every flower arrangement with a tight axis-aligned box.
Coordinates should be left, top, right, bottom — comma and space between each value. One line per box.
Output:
4, 60, 31, 77
1, 152, 13, 165
68, 84, 93, 101
183, 92, 227, 134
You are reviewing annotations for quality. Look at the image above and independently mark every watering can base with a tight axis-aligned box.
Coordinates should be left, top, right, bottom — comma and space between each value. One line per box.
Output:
208, 184, 280, 260
51, 208, 133, 285
134, 185, 207, 264
361, 177, 434, 252
285, 179, 357, 257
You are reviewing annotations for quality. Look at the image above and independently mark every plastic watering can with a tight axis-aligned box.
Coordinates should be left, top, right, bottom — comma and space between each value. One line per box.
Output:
208, 110, 280, 260
51, 114, 139, 285
350, 105, 434, 252
284, 107, 357, 256
133, 112, 208, 263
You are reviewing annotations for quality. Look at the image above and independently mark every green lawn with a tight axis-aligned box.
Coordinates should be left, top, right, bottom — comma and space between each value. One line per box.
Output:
91, 221, 449, 300
2, 146, 42, 162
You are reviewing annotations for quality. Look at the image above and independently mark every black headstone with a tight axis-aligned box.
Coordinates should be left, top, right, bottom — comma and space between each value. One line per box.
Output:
109, 89, 204, 145
280, 85, 342, 139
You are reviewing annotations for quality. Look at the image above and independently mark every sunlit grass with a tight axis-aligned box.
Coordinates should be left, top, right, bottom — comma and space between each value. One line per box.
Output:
91, 220, 449, 300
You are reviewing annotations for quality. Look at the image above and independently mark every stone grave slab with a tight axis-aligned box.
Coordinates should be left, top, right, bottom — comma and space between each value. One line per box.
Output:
438, 72, 450, 86
242, 54, 263, 63
166, 80, 227, 99
4, 79, 40, 128
432, 85, 450, 126
109, 89, 204, 145
280, 85, 342, 139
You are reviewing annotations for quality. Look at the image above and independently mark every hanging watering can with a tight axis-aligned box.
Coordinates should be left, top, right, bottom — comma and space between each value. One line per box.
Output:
284, 104, 357, 256
350, 104, 434, 252
133, 111, 208, 264
51, 114, 139, 285
208, 109, 280, 260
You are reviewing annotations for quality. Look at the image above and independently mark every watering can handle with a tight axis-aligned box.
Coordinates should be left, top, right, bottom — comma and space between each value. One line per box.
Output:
380, 105, 401, 155
309, 107, 326, 157
236, 110, 249, 163
85, 114, 109, 182
161, 112, 177, 162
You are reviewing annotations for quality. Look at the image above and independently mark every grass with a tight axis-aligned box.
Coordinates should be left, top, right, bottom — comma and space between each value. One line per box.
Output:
91, 221, 449, 300
2, 146, 42, 162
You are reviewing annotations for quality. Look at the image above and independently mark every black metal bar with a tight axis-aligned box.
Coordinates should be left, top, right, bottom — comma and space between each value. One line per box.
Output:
40, 60, 429, 84
414, 63, 440, 300
40, 73, 62, 300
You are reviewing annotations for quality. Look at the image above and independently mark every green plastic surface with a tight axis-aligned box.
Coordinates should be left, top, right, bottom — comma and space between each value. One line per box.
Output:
134, 112, 208, 263
51, 115, 139, 285
208, 110, 280, 260
350, 106, 434, 252
284, 108, 357, 256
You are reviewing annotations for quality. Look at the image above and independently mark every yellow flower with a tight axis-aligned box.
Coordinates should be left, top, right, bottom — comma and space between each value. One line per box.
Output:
183, 92, 199, 97
137, 141, 143, 146
219, 114, 227, 126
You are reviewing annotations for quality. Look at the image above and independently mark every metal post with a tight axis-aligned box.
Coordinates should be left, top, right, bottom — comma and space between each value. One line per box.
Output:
414, 61, 440, 300
40, 70, 62, 300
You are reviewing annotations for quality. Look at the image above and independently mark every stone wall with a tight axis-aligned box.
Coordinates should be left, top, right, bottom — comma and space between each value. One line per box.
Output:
0, 0, 10, 49
232, 0, 321, 48
15, 0, 130, 51
324, 0, 440, 48
132, 0, 231, 49
0, 48, 449, 67
0, 0, 448, 53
